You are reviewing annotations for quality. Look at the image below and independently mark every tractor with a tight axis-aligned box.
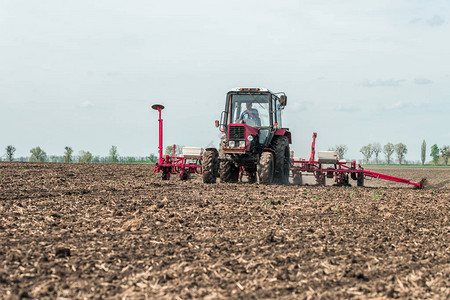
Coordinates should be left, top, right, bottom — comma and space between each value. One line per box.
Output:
202, 88, 291, 184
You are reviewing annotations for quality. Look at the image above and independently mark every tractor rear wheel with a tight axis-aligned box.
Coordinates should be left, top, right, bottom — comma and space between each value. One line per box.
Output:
202, 149, 218, 183
271, 135, 290, 185
219, 160, 239, 183
258, 151, 274, 184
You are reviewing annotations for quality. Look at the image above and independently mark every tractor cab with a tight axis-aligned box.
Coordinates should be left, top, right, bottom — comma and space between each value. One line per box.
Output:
218, 88, 288, 153
229, 94, 269, 127
223, 88, 286, 128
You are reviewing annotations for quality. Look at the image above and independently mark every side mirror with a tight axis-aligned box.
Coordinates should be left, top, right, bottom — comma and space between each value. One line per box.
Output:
215, 120, 219, 127
280, 95, 287, 107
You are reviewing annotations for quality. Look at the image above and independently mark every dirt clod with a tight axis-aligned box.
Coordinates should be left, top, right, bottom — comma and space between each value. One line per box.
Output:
55, 247, 71, 258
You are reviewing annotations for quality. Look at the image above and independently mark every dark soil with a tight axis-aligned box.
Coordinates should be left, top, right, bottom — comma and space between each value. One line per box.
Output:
0, 162, 449, 299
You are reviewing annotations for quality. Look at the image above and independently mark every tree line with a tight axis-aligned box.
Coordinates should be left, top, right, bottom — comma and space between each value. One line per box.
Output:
329, 141, 449, 165
359, 141, 449, 165
2, 145, 158, 164
429, 143, 449, 165
360, 142, 406, 164
2, 142, 449, 165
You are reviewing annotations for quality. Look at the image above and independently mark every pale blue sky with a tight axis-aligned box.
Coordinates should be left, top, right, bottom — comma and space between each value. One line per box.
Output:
1, 0, 449, 162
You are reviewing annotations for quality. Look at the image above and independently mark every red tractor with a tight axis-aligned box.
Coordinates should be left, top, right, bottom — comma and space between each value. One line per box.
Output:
202, 88, 291, 184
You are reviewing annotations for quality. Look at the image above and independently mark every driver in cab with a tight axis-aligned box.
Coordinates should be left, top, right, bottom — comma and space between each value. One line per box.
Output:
238, 102, 260, 125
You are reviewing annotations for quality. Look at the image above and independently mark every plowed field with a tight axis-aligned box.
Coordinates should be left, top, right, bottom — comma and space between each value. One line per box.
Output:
1, 162, 449, 299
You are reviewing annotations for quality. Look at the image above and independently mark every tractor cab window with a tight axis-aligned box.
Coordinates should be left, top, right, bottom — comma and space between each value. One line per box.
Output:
230, 94, 270, 127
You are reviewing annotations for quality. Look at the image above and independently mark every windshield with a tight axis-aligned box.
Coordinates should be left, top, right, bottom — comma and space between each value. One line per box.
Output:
229, 94, 270, 127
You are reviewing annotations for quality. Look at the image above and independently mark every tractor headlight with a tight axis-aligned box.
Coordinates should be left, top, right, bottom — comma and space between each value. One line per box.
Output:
228, 141, 235, 147
247, 135, 254, 142
239, 140, 246, 148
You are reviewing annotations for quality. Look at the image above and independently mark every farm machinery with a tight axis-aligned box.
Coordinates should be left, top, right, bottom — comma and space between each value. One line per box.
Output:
151, 88, 424, 189
202, 88, 291, 185
151, 104, 203, 180
290, 132, 425, 189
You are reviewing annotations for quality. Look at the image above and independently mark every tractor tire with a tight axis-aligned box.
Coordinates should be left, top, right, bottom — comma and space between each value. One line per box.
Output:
271, 135, 290, 185
357, 172, 364, 187
258, 151, 274, 184
219, 160, 239, 183
202, 149, 218, 183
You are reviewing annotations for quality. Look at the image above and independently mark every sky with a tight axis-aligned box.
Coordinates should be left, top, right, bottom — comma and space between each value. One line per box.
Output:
1, 0, 449, 162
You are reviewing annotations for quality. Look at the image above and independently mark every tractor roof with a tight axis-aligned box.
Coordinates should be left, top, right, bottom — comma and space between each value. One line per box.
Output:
228, 87, 270, 93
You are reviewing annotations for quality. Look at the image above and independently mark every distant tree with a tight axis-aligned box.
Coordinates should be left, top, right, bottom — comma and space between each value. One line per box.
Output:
6, 145, 16, 161
29, 147, 47, 162
421, 140, 426, 165
165, 145, 183, 156
165, 145, 173, 156
64, 146, 73, 163
109, 146, 119, 162
372, 143, 381, 164
78, 151, 93, 163
332, 145, 348, 160
440, 145, 449, 165
430, 144, 440, 165
360, 144, 373, 164
383, 143, 395, 165
395, 143, 408, 164
148, 154, 158, 163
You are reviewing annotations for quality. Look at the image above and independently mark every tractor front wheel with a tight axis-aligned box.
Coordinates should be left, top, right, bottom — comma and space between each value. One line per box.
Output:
202, 149, 218, 183
258, 152, 274, 184
219, 160, 239, 183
